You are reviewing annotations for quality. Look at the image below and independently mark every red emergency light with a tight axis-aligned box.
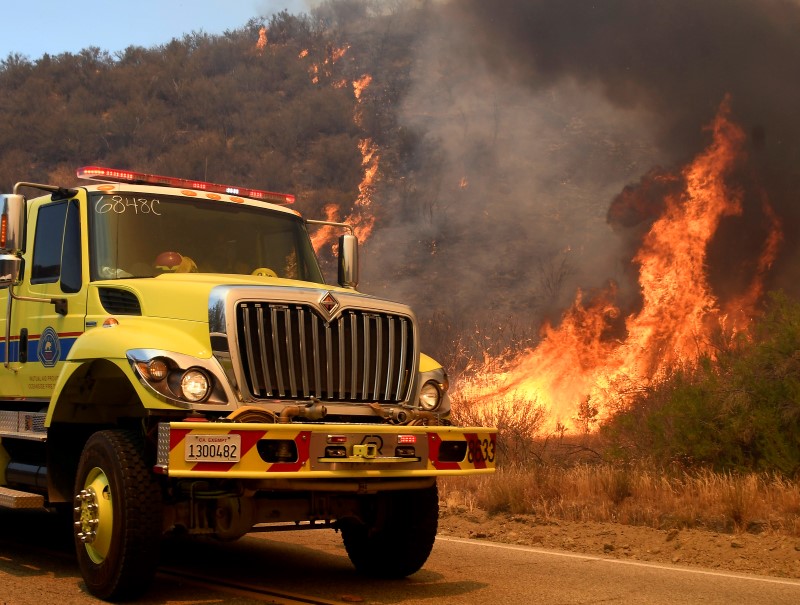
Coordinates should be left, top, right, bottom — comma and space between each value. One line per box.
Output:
76, 166, 295, 205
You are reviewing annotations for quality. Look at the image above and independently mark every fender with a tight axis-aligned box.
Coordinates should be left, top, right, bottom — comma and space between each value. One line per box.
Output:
46, 320, 212, 425
67, 319, 211, 361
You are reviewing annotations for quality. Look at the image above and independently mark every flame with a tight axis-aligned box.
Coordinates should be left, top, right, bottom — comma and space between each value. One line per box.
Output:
299, 45, 351, 87
330, 46, 350, 62
256, 27, 268, 53
353, 75, 372, 100
310, 204, 341, 251
345, 138, 379, 242
311, 66, 380, 254
722, 197, 782, 322
462, 98, 782, 431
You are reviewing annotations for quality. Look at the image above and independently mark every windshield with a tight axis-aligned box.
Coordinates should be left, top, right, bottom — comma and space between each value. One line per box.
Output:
88, 192, 324, 283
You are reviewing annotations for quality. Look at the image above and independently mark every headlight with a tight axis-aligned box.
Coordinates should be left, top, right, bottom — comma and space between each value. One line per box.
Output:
419, 380, 442, 411
180, 369, 210, 402
128, 349, 232, 407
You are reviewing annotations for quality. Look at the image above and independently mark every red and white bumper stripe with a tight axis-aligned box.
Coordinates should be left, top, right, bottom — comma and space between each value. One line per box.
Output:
155, 422, 497, 479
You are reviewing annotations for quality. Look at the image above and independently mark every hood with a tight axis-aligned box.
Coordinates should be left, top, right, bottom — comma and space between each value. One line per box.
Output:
91, 273, 359, 322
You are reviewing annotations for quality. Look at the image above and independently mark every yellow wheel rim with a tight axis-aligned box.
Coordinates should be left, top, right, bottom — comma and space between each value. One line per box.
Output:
75, 466, 113, 564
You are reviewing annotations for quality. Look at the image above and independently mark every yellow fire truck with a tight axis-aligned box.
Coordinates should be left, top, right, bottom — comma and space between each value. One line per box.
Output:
0, 167, 496, 601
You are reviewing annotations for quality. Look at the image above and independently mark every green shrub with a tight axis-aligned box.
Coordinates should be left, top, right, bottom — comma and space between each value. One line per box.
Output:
602, 291, 800, 476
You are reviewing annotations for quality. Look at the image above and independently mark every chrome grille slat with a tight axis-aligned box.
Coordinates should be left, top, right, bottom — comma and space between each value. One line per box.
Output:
242, 305, 261, 396
384, 319, 395, 398
362, 315, 370, 398
236, 303, 414, 403
373, 318, 383, 399
325, 322, 334, 398
256, 306, 273, 396
298, 308, 310, 398
338, 316, 346, 399
350, 314, 358, 401
396, 319, 408, 399
285, 308, 298, 397
271, 307, 285, 397
312, 314, 322, 399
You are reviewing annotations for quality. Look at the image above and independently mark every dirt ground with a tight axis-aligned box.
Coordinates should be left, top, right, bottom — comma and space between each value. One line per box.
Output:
437, 505, 800, 579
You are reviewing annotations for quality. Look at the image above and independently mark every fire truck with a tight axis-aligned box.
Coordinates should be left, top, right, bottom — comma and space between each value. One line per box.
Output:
0, 167, 496, 601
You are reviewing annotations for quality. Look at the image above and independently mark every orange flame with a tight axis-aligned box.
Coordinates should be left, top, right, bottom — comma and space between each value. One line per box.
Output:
256, 27, 268, 53
299, 45, 351, 86
345, 138, 379, 242
311, 67, 380, 254
353, 74, 372, 100
330, 45, 350, 63
310, 204, 340, 251
462, 98, 782, 431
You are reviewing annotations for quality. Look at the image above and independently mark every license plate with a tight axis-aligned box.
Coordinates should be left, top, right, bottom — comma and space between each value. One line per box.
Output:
184, 434, 241, 463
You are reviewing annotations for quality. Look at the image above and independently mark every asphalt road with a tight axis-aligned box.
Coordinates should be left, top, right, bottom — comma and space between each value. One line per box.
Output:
1, 509, 799, 604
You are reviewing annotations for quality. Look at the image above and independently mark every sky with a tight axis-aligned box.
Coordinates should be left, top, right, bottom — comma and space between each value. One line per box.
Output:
0, 0, 309, 60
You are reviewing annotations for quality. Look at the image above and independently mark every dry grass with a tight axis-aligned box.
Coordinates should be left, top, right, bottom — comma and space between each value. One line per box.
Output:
446, 364, 800, 537
439, 464, 800, 536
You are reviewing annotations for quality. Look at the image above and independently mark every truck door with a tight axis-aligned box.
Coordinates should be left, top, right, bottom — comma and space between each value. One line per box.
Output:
0, 197, 86, 400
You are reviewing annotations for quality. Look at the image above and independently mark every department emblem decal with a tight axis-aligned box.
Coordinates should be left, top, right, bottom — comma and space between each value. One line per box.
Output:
38, 327, 60, 368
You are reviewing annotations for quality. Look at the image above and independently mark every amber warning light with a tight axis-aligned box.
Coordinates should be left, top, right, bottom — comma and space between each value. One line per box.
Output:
76, 166, 295, 205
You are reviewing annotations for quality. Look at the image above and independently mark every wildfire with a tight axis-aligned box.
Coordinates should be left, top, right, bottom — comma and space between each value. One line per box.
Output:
310, 64, 380, 253
299, 44, 351, 85
256, 27, 268, 54
461, 99, 782, 431
310, 204, 341, 250
353, 74, 372, 101
345, 138, 379, 242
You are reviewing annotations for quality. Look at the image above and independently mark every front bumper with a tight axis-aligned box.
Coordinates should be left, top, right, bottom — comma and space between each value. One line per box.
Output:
155, 421, 497, 479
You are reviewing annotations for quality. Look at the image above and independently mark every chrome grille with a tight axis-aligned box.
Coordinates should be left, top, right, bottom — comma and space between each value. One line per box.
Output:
236, 302, 414, 403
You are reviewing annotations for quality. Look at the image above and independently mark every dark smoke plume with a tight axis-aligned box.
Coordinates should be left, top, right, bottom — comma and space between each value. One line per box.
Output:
357, 0, 800, 367
452, 0, 800, 299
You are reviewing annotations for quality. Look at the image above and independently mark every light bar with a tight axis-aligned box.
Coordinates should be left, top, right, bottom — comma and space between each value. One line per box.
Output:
76, 166, 295, 205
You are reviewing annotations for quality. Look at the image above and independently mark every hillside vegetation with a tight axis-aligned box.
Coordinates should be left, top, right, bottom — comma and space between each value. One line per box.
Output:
0, 9, 383, 214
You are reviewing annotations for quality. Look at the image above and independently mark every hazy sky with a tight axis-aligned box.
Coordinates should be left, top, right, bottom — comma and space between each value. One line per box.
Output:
0, 0, 308, 60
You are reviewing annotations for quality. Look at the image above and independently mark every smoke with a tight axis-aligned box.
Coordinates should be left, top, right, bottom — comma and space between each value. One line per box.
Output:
362, 0, 800, 353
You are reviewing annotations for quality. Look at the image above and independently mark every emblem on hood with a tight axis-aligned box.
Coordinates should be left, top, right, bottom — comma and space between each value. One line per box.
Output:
319, 291, 340, 316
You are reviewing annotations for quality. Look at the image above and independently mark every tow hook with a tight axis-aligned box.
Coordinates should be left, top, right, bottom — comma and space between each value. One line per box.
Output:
352, 443, 378, 458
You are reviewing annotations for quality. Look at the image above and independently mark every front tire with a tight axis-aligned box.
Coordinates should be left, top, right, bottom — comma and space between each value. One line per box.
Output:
341, 483, 439, 578
73, 430, 163, 601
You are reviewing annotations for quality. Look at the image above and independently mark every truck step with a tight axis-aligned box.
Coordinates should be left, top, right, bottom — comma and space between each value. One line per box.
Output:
0, 486, 45, 509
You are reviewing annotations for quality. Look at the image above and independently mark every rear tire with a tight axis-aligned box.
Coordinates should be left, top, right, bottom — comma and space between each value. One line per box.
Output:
73, 429, 163, 600
341, 483, 438, 578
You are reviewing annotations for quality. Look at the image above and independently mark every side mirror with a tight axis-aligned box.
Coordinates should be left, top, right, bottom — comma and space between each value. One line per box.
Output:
0, 194, 25, 289
0, 255, 20, 289
338, 233, 359, 289
0, 194, 26, 255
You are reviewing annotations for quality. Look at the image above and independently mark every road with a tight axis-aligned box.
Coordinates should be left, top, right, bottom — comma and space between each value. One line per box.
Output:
1, 509, 799, 604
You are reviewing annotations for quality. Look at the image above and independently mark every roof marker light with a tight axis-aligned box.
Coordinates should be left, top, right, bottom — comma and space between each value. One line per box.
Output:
76, 166, 295, 205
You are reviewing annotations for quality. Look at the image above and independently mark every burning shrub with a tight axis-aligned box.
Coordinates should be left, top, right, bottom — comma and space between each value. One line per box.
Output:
601, 291, 800, 477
